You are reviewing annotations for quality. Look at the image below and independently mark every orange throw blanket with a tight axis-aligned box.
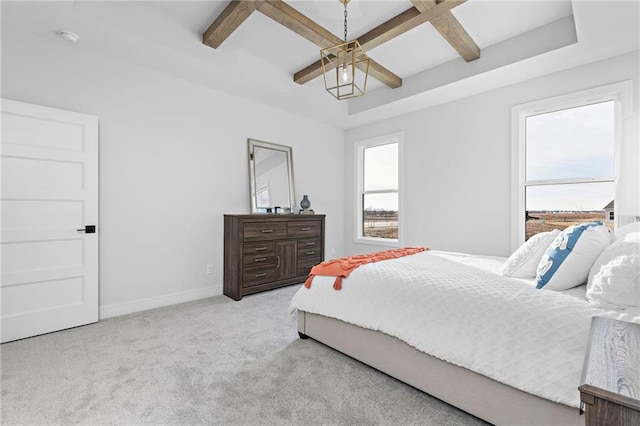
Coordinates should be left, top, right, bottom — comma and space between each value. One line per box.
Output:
304, 247, 429, 290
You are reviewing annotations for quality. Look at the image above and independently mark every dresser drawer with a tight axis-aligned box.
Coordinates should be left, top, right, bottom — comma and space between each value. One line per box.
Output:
244, 222, 287, 241
288, 221, 322, 238
297, 238, 322, 259
243, 242, 276, 266
297, 256, 322, 276
242, 265, 276, 287
243, 242, 275, 255
243, 253, 276, 267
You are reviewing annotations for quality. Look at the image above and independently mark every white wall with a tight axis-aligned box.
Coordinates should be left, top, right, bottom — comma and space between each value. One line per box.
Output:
1, 30, 346, 316
345, 51, 640, 257
3, 28, 638, 316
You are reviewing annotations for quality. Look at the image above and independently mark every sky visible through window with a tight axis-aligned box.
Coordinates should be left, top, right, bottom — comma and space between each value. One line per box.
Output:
364, 142, 398, 211
525, 101, 614, 211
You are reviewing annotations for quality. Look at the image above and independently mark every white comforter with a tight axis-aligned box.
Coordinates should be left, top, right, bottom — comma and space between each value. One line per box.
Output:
289, 250, 640, 408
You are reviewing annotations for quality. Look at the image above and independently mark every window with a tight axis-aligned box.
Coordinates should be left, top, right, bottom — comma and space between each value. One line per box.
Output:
524, 101, 615, 240
355, 132, 402, 245
511, 82, 630, 249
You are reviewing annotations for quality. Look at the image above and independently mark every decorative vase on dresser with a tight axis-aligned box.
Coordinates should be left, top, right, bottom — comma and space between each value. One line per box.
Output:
300, 195, 311, 210
223, 214, 325, 301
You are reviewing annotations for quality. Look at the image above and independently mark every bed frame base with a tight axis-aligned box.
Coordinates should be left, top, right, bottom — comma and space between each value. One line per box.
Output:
298, 311, 582, 426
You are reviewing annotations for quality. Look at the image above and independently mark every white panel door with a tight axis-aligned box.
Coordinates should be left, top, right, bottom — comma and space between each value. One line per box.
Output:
1, 99, 99, 343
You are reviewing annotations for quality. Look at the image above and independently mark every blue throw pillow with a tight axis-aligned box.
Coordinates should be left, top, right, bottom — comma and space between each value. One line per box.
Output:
536, 222, 611, 291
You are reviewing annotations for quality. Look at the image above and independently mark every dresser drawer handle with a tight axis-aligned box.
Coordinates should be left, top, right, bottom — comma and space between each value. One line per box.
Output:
255, 272, 267, 278
305, 264, 315, 268
305, 251, 316, 255
305, 242, 315, 246
254, 247, 267, 252
261, 229, 273, 233
300, 227, 311, 231
254, 257, 267, 263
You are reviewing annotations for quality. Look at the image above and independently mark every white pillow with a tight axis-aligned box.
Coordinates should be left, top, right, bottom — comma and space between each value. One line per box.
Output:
536, 222, 612, 291
586, 232, 640, 309
502, 229, 560, 278
616, 222, 640, 241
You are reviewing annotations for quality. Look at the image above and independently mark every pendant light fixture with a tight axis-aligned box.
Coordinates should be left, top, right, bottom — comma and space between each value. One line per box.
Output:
320, 0, 369, 100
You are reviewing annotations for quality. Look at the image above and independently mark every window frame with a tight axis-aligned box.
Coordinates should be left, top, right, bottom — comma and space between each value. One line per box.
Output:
354, 131, 403, 246
510, 82, 631, 251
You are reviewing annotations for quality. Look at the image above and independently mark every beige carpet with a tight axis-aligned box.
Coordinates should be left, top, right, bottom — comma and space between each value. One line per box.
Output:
1, 284, 487, 425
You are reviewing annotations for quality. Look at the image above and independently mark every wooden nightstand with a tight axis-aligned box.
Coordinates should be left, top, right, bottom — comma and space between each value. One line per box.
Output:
579, 317, 640, 425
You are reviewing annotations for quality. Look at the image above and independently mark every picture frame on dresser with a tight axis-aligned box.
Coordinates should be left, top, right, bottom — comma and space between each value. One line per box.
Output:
223, 214, 325, 300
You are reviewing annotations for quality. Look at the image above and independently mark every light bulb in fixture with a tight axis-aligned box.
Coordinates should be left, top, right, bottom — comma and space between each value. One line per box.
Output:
58, 31, 79, 44
341, 66, 349, 83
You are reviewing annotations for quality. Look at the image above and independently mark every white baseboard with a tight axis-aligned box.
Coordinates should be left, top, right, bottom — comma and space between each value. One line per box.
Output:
99, 284, 223, 319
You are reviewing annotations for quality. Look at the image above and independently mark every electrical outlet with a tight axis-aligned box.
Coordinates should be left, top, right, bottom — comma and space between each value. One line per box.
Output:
206, 264, 214, 274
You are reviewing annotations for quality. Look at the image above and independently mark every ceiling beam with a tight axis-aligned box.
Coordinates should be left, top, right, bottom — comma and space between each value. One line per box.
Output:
294, 59, 329, 86
357, 7, 422, 51
293, 0, 470, 86
293, 56, 398, 89
257, 0, 402, 89
202, 1, 264, 49
358, 0, 468, 50
257, 0, 340, 48
367, 60, 403, 89
411, 0, 479, 61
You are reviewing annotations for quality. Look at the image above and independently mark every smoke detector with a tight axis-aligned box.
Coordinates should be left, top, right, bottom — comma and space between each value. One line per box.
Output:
58, 31, 79, 44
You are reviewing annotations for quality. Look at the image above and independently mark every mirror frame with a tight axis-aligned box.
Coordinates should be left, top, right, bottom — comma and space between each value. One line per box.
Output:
248, 138, 296, 214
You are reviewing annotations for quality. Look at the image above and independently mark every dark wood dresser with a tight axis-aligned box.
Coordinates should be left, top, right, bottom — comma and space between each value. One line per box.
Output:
579, 317, 640, 425
223, 214, 325, 301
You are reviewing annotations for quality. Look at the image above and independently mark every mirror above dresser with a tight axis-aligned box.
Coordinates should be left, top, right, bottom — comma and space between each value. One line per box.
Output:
248, 139, 295, 213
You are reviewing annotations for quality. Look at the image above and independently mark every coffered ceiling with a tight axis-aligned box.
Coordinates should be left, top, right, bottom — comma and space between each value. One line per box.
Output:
1, 1, 639, 128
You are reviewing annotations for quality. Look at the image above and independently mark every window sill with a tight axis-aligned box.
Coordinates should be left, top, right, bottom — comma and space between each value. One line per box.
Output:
354, 237, 402, 248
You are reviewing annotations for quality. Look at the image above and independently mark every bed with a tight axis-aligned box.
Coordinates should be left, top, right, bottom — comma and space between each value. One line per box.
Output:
289, 249, 640, 425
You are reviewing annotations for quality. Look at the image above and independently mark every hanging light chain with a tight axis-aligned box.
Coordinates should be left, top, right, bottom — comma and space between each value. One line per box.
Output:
343, 1, 348, 42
